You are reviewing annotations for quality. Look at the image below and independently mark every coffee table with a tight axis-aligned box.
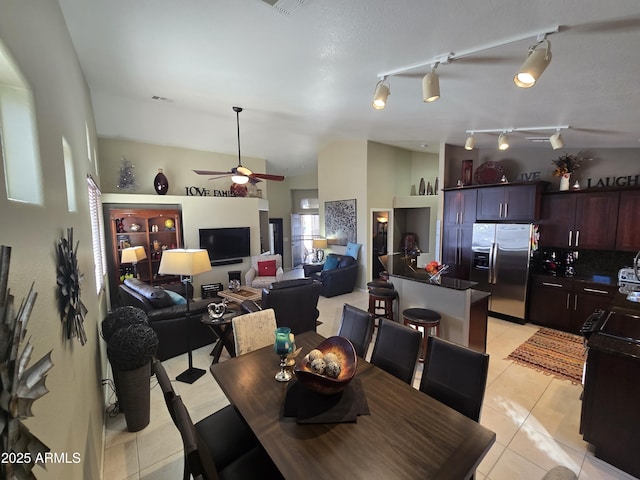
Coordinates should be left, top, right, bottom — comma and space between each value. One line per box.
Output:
217, 286, 262, 304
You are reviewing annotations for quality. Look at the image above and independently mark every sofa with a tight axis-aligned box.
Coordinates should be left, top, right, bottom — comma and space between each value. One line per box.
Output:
245, 253, 284, 288
303, 253, 358, 297
241, 278, 322, 335
118, 278, 217, 361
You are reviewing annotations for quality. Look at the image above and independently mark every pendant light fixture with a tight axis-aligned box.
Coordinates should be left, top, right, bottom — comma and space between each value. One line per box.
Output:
498, 133, 510, 150
549, 130, 564, 150
372, 77, 390, 109
514, 38, 552, 88
422, 64, 440, 103
465, 134, 475, 150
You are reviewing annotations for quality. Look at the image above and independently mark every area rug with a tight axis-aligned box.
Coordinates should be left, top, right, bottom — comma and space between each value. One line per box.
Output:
506, 328, 585, 384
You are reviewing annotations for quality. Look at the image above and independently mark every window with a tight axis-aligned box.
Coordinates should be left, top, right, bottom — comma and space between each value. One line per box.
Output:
0, 40, 42, 204
87, 175, 107, 294
62, 137, 76, 212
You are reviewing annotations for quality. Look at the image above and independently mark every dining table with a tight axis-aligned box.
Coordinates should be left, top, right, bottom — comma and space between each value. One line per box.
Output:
210, 331, 496, 480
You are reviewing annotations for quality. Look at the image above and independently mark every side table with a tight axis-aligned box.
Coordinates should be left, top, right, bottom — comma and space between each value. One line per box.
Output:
201, 311, 238, 363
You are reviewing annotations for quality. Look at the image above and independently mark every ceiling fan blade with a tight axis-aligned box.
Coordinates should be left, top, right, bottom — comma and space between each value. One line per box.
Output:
250, 172, 286, 181
193, 169, 232, 176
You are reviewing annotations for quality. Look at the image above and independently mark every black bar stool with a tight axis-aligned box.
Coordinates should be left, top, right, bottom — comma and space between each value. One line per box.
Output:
368, 287, 398, 322
402, 307, 441, 362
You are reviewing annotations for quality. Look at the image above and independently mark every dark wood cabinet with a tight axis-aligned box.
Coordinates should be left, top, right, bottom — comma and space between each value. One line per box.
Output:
106, 207, 183, 307
539, 191, 619, 250
476, 183, 543, 222
616, 189, 640, 251
528, 275, 616, 333
442, 190, 476, 280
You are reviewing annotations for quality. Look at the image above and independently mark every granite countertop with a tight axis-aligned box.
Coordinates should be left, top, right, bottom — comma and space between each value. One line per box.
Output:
388, 268, 478, 291
532, 271, 617, 287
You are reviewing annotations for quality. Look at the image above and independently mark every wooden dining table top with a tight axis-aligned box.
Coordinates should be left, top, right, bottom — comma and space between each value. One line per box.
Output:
210, 331, 495, 480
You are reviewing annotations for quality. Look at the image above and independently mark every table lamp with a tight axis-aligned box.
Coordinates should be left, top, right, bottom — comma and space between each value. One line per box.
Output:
312, 238, 328, 263
121, 246, 147, 279
158, 248, 212, 383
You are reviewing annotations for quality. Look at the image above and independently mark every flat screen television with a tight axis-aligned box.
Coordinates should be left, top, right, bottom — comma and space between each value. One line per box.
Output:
199, 227, 251, 264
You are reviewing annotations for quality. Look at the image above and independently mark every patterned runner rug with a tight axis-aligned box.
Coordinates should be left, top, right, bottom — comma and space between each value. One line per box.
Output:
506, 327, 585, 384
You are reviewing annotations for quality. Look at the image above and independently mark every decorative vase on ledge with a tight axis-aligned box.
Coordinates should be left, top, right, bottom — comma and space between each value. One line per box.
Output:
559, 173, 571, 191
154, 168, 169, 195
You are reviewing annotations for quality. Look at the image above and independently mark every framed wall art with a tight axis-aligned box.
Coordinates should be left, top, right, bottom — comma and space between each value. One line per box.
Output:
324, 199, 357, 246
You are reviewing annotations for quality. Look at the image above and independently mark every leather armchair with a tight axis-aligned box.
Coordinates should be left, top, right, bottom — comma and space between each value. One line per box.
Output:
303, 253, 358, 297
118, 278, 216, 360
240, 278, 322, 335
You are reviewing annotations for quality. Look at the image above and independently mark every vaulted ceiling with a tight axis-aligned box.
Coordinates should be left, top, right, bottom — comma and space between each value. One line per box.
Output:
58, 0, 640, 176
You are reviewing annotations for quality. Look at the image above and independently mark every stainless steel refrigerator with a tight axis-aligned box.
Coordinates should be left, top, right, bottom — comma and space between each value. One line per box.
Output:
470, 223, 533, 323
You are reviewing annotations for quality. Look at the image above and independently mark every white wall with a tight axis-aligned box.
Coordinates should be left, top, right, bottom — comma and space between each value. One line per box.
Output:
0, 2, 105, 478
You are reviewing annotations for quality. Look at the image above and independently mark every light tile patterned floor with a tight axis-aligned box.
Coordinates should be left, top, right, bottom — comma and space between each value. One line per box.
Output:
102, 274, 636, 480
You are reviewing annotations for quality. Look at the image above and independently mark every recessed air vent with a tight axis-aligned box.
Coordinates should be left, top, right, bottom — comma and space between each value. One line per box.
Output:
259, 0, 306, 16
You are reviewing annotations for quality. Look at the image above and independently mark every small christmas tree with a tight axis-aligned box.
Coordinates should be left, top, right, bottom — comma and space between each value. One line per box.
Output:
116, 156, 137, 191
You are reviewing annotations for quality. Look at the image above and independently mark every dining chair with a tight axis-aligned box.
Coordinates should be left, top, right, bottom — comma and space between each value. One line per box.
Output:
152, 360, 264, 479
337, 303, 374, 359
232, 308, 278, 356
171, 395, 283, 480
419, 336, 490, 422
370, 318, 422, 384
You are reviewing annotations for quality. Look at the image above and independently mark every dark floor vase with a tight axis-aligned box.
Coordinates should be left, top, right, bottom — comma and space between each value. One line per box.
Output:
154, 169, 169, 195
113, 362, 151, 432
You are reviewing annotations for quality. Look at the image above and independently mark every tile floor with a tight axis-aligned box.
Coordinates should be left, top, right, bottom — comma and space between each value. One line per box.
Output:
103, 278, 637, 480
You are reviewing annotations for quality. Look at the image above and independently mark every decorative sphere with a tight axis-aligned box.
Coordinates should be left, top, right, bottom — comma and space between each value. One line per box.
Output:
324, 360, 341, 378
310, 358, 326, 374
164, 219, 175, 230
323, 352, 339, 364
308, 349, 323, 362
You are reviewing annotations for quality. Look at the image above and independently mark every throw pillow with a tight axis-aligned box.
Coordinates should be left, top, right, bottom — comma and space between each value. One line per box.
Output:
345, 242, 361, 259
258, 259, 277, 276
322, 255, 340, 271
165, 289, 187, 305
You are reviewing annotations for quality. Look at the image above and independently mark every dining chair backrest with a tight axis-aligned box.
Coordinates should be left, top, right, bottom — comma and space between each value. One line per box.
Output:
172, 395, 220, 480
152, 359, 177, 423
419, 336, 490, 422
232, 308, 278, 356
337, 303, 374, 358
370, 318, 422, 384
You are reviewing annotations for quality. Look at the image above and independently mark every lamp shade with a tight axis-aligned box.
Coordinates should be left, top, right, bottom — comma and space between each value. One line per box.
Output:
121, 246, 147, 264
158, 249, 211, 276
422, 70, 440, 103
312, 238, 328, 250
231, 174, 249, 184
514, 40, 552, 88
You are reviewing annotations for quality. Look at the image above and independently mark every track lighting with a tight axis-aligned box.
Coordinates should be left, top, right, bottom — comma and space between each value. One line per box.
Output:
514, 38, 552, 88
549, 130, 564, 150
422, 64, 440, 103
465, 135, 475, 150
372, 77, 390, 110
498, 133, 510, 150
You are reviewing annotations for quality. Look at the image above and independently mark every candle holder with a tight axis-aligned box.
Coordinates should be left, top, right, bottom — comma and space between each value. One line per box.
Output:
274, 327, 294, 382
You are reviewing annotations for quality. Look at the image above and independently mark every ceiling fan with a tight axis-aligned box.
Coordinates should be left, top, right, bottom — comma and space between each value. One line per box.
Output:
193, 106, 285, 184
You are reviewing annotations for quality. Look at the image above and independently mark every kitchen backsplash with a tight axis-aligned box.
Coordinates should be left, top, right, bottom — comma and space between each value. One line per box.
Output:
533, 249, 634, 276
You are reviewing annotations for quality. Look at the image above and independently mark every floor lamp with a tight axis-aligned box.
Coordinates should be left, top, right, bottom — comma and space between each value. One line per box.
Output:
158, 248, 212, 384
121, 246, 147, 279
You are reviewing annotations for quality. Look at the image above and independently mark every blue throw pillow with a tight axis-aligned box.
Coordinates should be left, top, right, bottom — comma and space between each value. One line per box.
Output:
165, 289, 187, 305
322, 255, 340, 271
345, 242, 361, 260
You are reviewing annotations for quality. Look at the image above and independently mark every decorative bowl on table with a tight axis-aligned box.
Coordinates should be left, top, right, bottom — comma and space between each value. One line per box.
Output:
294, 336, 357, 395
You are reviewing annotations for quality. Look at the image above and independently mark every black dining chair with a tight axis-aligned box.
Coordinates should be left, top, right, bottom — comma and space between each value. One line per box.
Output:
171, 395, 283, 480
337, 303, 374, 359
419, 336, 490, 422
370, 318, 422, 384
152, 360, 274, 480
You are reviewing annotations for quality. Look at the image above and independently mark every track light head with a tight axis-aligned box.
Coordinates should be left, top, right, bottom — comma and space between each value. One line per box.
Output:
498, 133, 510, 150
514, 39, 552, 88
372, 78, 390, 109
549, 131, 564, 150
422, 66, 440, 103
465, 135, 475, 150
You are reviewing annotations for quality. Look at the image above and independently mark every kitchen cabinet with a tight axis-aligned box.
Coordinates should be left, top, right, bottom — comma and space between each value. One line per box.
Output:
528, 275, 616, 333
539, 191, 619, 250
106, 207, 183, 307
616, 189, 640, 251
442, 189, 476, 279
475, 183, 545, 222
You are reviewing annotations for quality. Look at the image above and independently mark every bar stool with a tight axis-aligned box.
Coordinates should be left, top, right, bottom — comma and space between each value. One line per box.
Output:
402, 307, 441, 362
366, 279, 394, 290
368, 287, 398, 322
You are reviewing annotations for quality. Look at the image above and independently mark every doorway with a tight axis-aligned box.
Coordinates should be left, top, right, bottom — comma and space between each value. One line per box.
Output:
371, 210, 391, 280
269, 218, 284, 256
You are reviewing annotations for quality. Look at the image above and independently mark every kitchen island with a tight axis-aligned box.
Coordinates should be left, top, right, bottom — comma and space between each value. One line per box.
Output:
388, 256, 490, 352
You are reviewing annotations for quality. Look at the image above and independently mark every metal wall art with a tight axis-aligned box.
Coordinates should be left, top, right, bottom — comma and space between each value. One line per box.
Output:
56, 228, 88, 345
324, 199, 357, 246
